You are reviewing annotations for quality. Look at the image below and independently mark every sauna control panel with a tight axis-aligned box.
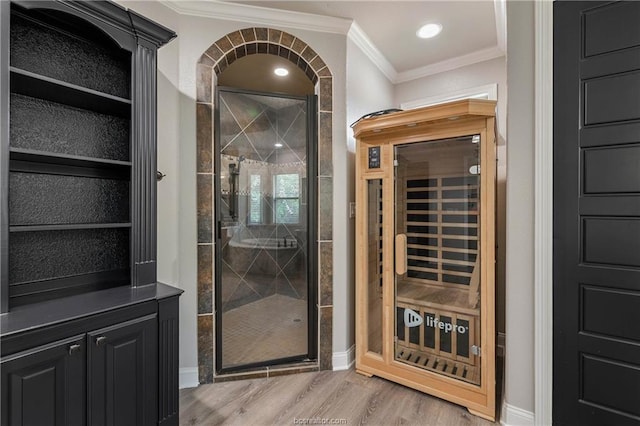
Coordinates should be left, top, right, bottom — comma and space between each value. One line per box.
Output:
368, 146, 381, 168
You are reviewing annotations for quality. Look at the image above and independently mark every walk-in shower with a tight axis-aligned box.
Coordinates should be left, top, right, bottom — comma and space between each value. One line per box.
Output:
215, 87, 317, 373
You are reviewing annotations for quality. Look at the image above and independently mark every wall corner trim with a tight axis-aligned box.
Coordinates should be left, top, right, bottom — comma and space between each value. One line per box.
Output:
179, 367, 200, 389
332, 345, 355, 371
494, 0, 507, 53
534, 2, 554, 426
500, 403, 535, 426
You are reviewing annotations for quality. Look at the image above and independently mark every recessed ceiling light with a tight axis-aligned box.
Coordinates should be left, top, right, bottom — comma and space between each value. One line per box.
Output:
416, 23, 442, 39
274, 67, 289, 77
274, 143, 283, 148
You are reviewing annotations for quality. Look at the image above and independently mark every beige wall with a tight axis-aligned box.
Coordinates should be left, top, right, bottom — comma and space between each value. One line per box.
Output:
394, 57, 507, 336
343, 38, 395, 356
505, 0, 535, 414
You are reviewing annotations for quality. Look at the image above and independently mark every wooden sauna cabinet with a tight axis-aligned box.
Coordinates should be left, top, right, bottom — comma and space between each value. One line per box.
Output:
353, 99, 497, 420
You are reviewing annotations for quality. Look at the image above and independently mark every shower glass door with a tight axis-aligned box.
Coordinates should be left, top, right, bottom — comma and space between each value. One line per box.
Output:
216, 87, 315, 372
394, 135, 482, 385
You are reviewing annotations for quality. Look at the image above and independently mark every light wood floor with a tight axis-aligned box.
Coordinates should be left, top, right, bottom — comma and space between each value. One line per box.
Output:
179, 369, 500, 425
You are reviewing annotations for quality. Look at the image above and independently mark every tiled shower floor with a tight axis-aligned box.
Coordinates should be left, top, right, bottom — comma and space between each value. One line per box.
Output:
222, 294, 308, 368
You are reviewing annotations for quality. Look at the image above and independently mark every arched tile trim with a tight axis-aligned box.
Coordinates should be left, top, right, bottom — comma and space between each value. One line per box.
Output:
195, 28, 334, 384
199, 28, 332, 83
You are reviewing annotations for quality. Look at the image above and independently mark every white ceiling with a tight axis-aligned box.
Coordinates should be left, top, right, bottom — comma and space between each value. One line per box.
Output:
164, 0, 505, 83
225, 1, 500, 74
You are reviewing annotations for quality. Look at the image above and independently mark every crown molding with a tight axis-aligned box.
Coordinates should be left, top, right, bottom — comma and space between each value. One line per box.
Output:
395, 46, 504, 84
160, 0, 504, 85
347, 21, 397, 83
160, 0, 352, 34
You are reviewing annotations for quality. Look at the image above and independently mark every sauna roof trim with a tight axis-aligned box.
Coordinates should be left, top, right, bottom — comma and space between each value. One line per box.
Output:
352, 99, 496, 139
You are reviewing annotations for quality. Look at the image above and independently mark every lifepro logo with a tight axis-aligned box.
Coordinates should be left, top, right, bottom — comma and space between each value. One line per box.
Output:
424, 314, 468, 334
403, 308, 468, 334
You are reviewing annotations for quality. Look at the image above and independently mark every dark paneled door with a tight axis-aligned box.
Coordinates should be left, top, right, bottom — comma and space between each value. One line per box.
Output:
554, 1, 640, 424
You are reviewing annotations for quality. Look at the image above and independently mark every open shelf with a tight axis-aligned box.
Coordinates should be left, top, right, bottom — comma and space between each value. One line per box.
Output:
397, 280, 479, 314
10, 148, 131, 169
10, 67, 131, 118
10, 223, 131, 233
9, 228, 130, 286
9, 172, 130, 225
10, 7, 131, 99
9, 151, 130, 180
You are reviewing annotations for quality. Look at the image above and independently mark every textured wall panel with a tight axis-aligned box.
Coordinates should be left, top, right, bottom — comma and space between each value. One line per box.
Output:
9, 228, 129, 284
10, 13, 130, 98
9, 172, 129, 225
10, 94, 130, 161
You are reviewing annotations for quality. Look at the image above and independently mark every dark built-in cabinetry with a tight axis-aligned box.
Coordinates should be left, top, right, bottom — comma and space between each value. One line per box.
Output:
0, 1, 181, 425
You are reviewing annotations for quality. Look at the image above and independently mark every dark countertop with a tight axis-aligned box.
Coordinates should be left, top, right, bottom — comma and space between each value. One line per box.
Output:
0, 282, 183, 338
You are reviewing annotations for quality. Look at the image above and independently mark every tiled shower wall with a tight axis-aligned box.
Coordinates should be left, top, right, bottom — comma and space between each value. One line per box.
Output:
196, 28, 333, 383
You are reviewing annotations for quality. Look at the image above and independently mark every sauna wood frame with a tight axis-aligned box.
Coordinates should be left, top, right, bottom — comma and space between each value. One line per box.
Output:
353, 99, 497, 421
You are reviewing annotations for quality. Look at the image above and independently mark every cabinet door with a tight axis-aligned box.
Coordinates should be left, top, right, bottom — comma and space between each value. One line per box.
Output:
1, 335, 86, 426
88, 315, 157, 426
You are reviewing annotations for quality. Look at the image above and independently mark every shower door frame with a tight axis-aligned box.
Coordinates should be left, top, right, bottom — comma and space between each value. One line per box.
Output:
213, 86, 318, 375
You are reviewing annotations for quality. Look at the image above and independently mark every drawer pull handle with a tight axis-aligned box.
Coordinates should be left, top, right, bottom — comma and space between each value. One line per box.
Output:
95, 336, 107, 347
68, 344, 81, 355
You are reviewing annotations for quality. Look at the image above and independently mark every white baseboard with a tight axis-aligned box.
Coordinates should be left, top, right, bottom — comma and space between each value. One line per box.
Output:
500, 402, 534, 426
332, 345, 355, 371
179, 367, 199, 389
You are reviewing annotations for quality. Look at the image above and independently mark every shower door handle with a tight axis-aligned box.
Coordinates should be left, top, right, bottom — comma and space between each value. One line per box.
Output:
395, 234, 407, 275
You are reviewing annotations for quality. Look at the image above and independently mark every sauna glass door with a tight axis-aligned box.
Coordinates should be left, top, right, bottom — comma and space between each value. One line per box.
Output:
394, 135, 481, 385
